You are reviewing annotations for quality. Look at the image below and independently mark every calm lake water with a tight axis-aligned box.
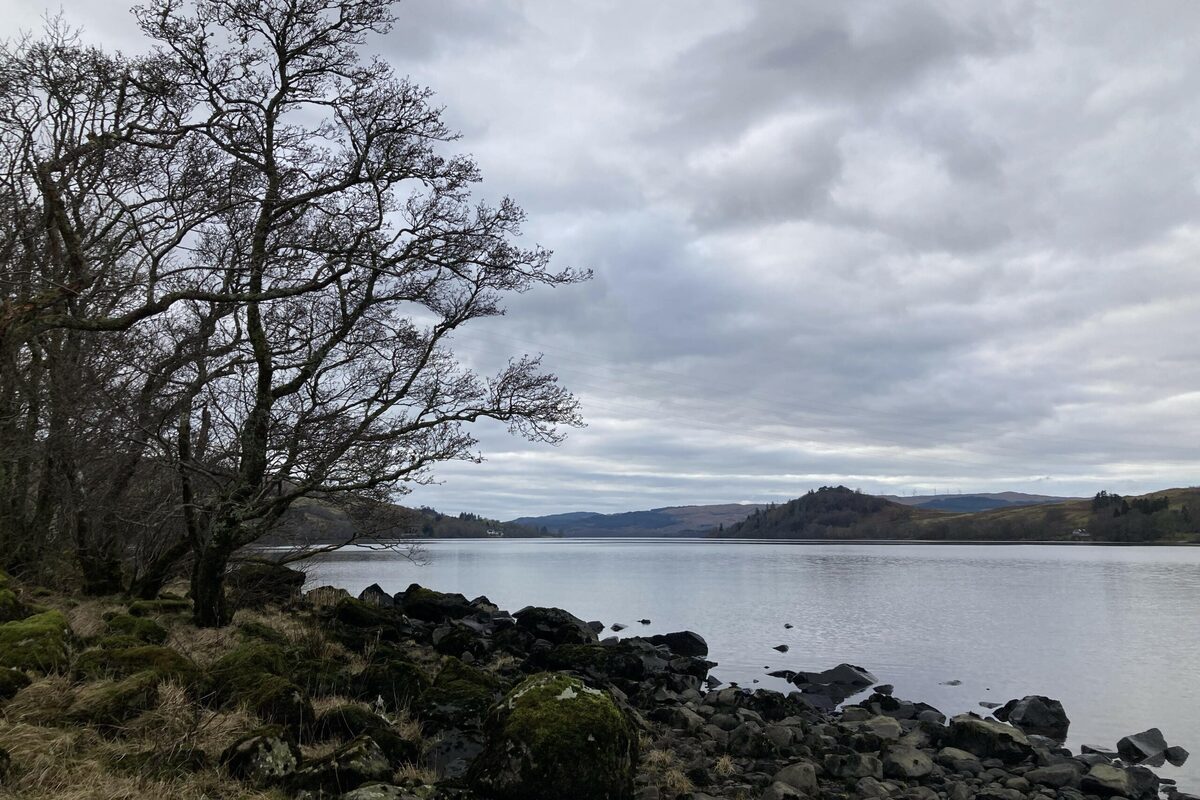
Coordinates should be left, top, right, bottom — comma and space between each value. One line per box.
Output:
307, 539, 1200, 791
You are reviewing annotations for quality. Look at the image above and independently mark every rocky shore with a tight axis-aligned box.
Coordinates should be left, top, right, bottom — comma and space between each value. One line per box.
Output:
0, 567, 1192, 800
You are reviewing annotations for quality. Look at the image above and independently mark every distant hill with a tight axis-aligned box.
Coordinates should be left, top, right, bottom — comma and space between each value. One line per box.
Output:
881, 491, 1081, 512
269, 498, 549, 544
510, 503, 767, 538
717, 486, 1200, 543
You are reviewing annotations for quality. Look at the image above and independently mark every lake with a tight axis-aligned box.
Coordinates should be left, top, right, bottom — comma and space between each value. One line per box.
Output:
307, 539, 1200, 791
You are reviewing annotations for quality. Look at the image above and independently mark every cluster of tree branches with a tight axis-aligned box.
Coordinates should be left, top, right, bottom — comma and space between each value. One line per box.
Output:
0, 0, 584, 625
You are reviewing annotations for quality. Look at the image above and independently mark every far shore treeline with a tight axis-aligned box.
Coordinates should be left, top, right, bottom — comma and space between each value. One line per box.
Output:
716, 485, 1199, 543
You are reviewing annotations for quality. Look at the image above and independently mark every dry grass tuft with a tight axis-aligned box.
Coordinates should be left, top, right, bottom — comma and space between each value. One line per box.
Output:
644, 747, 677, 768
3, 676, 76, 726
393, 762, 438, 783
65, 600, 125, 640
166, 624, 239, 668
714, 753, 736, 776
661, 766, 694, 795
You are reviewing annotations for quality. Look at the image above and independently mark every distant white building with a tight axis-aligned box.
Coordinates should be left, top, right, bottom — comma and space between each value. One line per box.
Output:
486, 529, 504, 537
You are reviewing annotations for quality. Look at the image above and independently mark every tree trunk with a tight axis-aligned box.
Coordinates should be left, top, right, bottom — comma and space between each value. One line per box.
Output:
128, 535, 191, 600
191, 543, 232, 627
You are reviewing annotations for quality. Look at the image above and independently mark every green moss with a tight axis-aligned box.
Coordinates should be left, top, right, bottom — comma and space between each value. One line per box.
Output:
236, 619, 290, 645
0, 610, 71, 672
211, 641, 289, 680
67, 670, 160, 728
469, 672, 637, 800
420, 657, 500, 720
313, 705, 419, 766
104, 613, 169, 644
0, 587, 25, 623
127, 598, 191, 617
351, 658, 430, 711
0, 666, 32, 701
74, 643, 198, 683
221, 672, 313, 735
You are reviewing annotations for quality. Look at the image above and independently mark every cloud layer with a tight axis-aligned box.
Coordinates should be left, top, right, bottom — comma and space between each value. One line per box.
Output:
10, 0, 1200, 517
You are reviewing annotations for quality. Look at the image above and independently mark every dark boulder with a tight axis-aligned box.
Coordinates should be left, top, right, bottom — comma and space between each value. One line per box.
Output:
1081, 763, 1160, 800
645, 630, 708, 658
0, 667, 32, 701
994, 695, 1070, 740
357, 583, 394, 607
351, 659, 430, 711
396, 583, 474, 623
513, 606, 598, 646
313, 705, 419, 766
1117, 727, 1169, 763
944, 714, 1034, 763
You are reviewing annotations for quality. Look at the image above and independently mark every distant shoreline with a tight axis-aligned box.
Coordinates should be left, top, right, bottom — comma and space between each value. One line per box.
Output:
274, 536, 1200, 548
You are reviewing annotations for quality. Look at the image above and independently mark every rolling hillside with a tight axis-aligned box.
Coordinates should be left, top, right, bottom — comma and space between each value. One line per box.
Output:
881, 491, 1082, 512
510, 503, 768, 537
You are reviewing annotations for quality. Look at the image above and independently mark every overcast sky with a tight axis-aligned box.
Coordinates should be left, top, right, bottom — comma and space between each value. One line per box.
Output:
9, 1, 1200, 519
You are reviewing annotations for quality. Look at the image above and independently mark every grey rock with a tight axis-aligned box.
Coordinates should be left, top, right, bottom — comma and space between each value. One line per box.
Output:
858, 715, 904, 740
771, 760, 817, 792
936, 746, 983, 776
340, 785, 419, 800
1026, 762, 1082, 788
356, 583, 394, 607
220, 731, 300, 787
1081, 762, 1160, 800
882, 745, 934, 779
824, 752, 883, 780
292, 735, 390, 794
646, 631, 708, 658
1165, 744, 1190, 766
761, 781, 805, 800
944, 714, 1033, 763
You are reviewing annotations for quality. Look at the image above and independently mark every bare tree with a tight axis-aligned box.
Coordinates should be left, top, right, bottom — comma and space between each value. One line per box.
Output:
131, 0, 586, 626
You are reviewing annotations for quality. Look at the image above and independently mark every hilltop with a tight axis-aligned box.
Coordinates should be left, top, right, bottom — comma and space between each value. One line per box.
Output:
717, 485, 1200, 543
881, 491, 1082, 512
510, 503, 768, 538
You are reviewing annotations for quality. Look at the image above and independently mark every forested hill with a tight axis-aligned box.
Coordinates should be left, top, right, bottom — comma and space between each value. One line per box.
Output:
720, 486, 929, 539
717, 485, 1200, 543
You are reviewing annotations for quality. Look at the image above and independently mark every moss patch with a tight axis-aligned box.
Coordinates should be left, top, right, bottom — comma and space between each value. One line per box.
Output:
0, 610, 71, 672
74, 643, 198, 683
420, 657, 501, 721
351, 658, 430, 711
67, 670, 161, 728
103, 613, 169, 644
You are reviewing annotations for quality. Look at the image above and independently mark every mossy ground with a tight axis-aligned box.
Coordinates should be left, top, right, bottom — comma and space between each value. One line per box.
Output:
0, 578, 433, 800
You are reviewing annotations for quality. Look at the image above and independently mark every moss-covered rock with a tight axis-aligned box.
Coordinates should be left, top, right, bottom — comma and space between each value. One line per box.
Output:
326, 598, 410, 651
74, 643, 197, 683
103, 613, 169, 645
313, 704, 420, 766
210, 641, 289, 680
0, 571, 27, 623
291, 734, 392, 795
419, 657, 501, 724
67, 670, 161, 728
352, 658, 430, 711
0, 610, 71, 672
127, 598, 191, 617
235, 619, 290, 646
0, 667, 31, 701
220, 726, 301, 787
468, 672, 637, 800
217, 671, 314, 736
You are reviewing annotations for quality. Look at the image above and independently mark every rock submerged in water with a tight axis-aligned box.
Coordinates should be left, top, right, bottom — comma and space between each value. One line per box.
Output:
468, 672, 637, 800
1118, 726, 1170, 763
